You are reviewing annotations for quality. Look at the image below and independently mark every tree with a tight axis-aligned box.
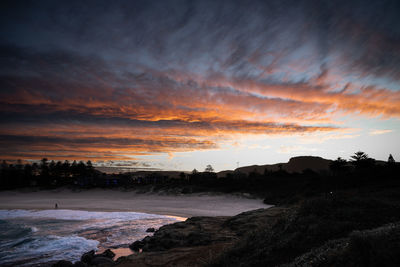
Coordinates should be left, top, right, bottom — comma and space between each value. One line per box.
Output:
330, 157, 348, 175
49, 160, 56, 176
32, 162, 39, 176
350, 151, 369, 162
16, 159, 23, 170
62, 160, 70, 177
77, 161, 86, 176
205, 164, 214, 172
350, 151, 375, 170
23, 163, 33, 183
86, 160, 93, 170
388, 154, 395, 164
40, 158, 49, 177
192, 168, 198, 174
71, 160, 78, 176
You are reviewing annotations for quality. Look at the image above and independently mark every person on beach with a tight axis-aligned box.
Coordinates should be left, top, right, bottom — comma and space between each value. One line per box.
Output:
55, 203, 58, 209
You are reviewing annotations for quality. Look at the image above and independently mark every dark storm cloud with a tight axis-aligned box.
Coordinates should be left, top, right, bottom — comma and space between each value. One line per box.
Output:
2, 0, 399, 80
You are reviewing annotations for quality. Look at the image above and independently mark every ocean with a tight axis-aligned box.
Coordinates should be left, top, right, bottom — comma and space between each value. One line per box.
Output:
0, 209, 183, 266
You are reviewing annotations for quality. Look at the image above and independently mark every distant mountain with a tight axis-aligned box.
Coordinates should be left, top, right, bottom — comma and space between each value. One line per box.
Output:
218, 156, 332, 177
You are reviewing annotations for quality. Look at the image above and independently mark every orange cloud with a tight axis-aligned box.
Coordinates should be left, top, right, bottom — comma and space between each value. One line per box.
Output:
3, 60, 398, 164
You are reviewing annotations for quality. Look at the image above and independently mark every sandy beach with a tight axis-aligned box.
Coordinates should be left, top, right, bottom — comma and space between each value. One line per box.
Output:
0, 189, 270, 218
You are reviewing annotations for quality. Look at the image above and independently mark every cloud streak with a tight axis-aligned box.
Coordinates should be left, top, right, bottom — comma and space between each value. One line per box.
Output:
369, 129, 393, 136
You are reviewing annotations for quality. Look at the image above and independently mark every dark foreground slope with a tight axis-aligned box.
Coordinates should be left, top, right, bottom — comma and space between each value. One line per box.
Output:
210, 187, 400, 267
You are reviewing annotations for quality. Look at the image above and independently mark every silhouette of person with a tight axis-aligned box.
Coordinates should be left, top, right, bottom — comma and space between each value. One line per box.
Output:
55, 203, 58, 209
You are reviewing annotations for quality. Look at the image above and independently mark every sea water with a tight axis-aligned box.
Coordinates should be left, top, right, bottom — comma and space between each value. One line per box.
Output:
0, 209, 183, 266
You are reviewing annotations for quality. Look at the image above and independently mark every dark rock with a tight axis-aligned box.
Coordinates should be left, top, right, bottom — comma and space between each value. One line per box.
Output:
142, 236, 151, 242
73, 262, 88, 267
52, 260, 74, 267
81, 250, 95, 263
187, 232, 212, 246
96, 249, 115, 259
129, 240, 145, 251
90, 256, 114, 266
159, 237, 180, 249
146, 227, 155, 232
114, 256, 128, 264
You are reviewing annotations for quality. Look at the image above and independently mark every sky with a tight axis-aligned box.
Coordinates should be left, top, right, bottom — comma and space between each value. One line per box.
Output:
1, 0, 400, 171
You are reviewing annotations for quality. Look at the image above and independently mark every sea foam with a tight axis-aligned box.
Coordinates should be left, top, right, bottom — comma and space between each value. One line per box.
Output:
0, 209, 179, 266
0, 209, 167, 221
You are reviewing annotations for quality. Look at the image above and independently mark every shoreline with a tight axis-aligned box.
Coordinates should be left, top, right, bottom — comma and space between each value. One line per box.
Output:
0, 206, 189, 221
0, 188, 271, 218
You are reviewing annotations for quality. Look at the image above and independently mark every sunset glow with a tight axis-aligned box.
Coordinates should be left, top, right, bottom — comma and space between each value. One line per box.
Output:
1, 0, 399, 170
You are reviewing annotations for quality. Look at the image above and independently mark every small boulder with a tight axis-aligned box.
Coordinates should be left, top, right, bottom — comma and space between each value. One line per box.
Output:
97, 249, 115, 259
129, 240, 144, 251
81, 250, 95, 263
52, 260, 73, 267
146, 227, 155, 233
90, 256, 114, 266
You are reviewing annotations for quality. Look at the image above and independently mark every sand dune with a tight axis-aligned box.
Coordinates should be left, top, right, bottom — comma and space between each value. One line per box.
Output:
0, 189, 270, 218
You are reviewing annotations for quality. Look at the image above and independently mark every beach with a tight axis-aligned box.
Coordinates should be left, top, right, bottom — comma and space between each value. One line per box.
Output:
0, 189, 270, 266
0, 189, 270, 218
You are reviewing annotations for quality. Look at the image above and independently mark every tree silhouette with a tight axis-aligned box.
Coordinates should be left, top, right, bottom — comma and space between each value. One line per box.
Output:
350, 151, 369, 162
350, 151, 375, 171
32, 162, 39, 176
205, 164, 214, 172
388, 154, 395, 164
40, 158, 50, 185
330, 157, 348, 175
86, 160, 94, 171
62, 160, 70, 178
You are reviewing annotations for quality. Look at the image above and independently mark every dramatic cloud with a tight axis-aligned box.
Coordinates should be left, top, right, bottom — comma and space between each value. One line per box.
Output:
0, 0, 399, 167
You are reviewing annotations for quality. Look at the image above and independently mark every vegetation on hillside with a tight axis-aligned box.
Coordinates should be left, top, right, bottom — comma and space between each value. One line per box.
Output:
1, 152, 399, 199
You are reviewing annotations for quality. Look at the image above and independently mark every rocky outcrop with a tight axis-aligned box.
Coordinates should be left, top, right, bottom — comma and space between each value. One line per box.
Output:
53, 249, 115, 267
80, 249, 115, 266
145, 227, 155, 233
53, 207, 286, 267
116, 207, 287, 267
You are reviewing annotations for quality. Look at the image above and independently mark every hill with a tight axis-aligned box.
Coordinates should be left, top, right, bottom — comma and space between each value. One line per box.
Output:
218, 156, 332, 177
